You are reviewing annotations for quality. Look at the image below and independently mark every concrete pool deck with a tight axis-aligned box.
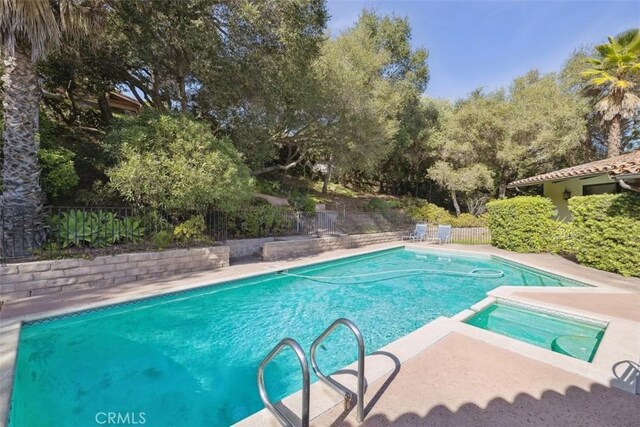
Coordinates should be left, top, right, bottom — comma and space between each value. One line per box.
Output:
1, 242, 639, 426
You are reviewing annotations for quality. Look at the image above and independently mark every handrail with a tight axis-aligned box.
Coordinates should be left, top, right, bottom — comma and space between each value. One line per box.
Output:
257, 338, 310, 427
310, 318, 365, 422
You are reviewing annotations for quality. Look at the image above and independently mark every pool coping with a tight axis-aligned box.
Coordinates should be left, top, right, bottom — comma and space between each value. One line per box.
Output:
234, 246, 640, 426
0, 244, 637, 426
235, 290, 640, 427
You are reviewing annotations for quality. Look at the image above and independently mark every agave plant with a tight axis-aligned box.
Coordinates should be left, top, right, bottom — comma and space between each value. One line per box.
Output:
48, 210, 145, 248
50, 210, 95, 248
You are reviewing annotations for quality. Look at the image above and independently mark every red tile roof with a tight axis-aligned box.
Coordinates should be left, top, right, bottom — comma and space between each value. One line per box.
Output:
508, 150, 640, 188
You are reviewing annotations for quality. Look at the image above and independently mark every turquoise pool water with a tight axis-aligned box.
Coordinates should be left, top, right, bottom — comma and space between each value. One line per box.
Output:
9, 248, 582, 426
465, 303, 605, 362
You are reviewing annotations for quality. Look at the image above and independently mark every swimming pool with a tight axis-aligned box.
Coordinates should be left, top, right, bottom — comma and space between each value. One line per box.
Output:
9, 247, 583, 426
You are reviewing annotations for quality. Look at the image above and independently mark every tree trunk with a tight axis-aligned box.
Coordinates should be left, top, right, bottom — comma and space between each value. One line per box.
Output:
450, 191, 461, 216
178, 75, 187, 111
607, 116, 622, 158
498, 171, 508, 199
498, 181, 507, 199
322, 161, 333, 195
97, 92, 113, 124
1, 46, 45, 257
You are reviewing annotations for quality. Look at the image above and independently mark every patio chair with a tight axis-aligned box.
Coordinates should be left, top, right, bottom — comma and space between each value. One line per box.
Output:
426, 224, 452, 245
402, 223, 428, 242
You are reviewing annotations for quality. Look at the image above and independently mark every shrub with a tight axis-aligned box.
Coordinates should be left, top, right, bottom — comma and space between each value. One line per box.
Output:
450, 213, 487, 228
486, 196, 557, 253
107, 112, 253, 211
289, 191, 316, 212
39, 148, 79, 203
154, 230, 174, 249
568, 194, 640, 277
406, 203, 454, 224
227, 206, 295, 238
366, 198, 390, 212
173, 215, 207, 243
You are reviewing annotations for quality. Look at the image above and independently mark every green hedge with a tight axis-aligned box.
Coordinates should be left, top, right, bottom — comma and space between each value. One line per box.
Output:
568, 193, 640, 277
406, 203, 486, 227
486, 196, 557, 253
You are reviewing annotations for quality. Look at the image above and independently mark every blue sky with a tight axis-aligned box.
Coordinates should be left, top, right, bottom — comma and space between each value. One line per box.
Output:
326, 0, 640, 100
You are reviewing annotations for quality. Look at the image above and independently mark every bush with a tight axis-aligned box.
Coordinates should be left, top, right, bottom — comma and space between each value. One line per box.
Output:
450, 213, 487, 228
486, 196, 557, 253
406, 203, 454, 224
153, 230, 174, 249
568, 194, 640, 277
107, 112, 253, 211
173, 215, 207, 243
366, 198, 390, 212
227, 206, 295, 238
39, 148, 79, 203
406, 203, 486, 227
289, 191, 316, 212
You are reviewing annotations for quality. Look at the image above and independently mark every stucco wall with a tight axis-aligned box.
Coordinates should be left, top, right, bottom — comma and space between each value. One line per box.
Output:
543, 175, 615, 221
0, 246, 229, 301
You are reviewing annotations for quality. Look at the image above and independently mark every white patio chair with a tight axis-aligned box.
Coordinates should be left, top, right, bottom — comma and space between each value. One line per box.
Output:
402, 223, 428, 242
425, 224, 452, 245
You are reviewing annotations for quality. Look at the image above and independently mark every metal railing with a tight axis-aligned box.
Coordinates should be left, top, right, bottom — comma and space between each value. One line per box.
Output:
310, 318, 366, 423
257, 338, 310, 427
428, 225, 491, 245
0, 205, 228, 262
1, 205, 420, 262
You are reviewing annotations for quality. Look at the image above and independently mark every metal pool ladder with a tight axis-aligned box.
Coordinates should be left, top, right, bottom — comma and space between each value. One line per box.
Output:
257, 318, 366, 426
311, 318, 366, 423
257, 338, 310, 427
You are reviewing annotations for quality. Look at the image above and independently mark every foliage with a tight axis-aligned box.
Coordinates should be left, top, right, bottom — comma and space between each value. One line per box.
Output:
106, 112, 253, 211
173, 215, 207, 243
581, 28, 640, 157
366, 198, 390, 212
288, 191, 317, 213
428, 71, 588, 209
227, 206, 295, 238
48, 210, 145, 248
38, 148, 79, 202
486, 196, 558, 253
153, 230, 174, 250
568, 194, 640, 277
451, 213, 487, 228
405, 203, 486, 227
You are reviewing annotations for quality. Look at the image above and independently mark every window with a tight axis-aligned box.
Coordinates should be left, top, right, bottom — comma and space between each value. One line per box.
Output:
582, 182, 618, 196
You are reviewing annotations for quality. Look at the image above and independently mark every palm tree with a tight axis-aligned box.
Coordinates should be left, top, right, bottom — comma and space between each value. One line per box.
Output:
0, 0, 101, 257
581, 28, 640, 158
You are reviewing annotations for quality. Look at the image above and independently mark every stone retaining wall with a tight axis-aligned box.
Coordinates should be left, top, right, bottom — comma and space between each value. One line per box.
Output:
262, 231, 404, 261
227, 236, 313, 260
0, 246, 229, 301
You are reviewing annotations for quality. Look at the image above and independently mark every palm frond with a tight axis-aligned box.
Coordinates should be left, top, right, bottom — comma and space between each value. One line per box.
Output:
1, 0, 60, 59
59, 0, 103, 44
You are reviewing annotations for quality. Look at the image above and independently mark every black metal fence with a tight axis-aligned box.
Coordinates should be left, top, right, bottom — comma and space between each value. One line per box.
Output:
1, 206, 229, 262
0, 206, 415, 262
0, 205, 489, 262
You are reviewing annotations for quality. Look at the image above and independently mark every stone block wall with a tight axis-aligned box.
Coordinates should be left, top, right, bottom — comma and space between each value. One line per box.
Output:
227, 236, 316, 260
0, 246, 229, 301
262, 231, 404, 261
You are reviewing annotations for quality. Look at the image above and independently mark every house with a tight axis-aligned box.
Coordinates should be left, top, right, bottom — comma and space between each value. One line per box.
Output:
79, 92, 142, 115
508, 150, 640, 220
